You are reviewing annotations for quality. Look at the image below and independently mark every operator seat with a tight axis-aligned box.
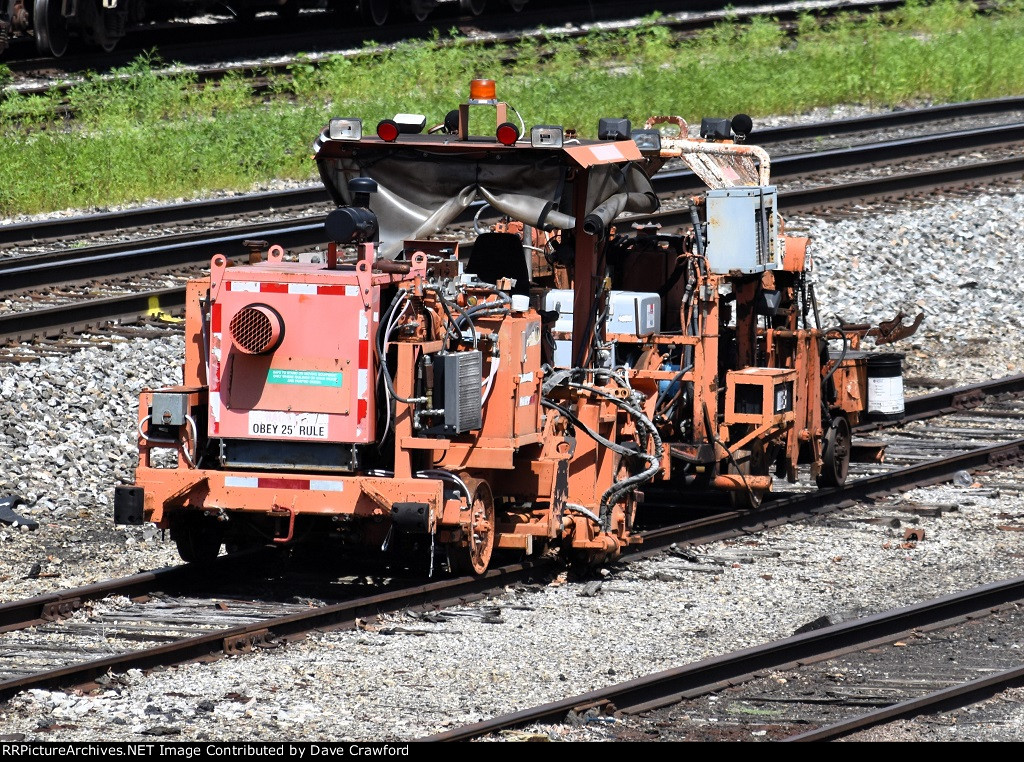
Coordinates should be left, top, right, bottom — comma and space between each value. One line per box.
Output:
465, 232, 530, 297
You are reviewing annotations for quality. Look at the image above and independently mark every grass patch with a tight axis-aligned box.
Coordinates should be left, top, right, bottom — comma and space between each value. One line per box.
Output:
3, 0, 1024, 216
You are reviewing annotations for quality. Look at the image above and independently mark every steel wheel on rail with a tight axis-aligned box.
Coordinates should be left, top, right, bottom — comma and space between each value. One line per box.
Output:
448, 476, 495, 576
94, 35, 117, 54
170, 514, 224, 565
225, 518, 271, 555
816, 414, 851, 489
81, 0, 119, 53
33, 0, 69, 57
359, 0, 391, 25
460, 0, 487, 14
402, 0, 434, 21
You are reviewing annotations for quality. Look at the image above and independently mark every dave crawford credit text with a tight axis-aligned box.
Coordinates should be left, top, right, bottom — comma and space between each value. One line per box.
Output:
1, 745, 413, 757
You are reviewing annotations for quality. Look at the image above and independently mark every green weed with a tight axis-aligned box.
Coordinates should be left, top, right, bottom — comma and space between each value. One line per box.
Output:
3, 1, 1024, 216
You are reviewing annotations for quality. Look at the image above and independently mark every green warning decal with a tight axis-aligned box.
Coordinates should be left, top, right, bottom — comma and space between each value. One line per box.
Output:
268, 369, 343, 387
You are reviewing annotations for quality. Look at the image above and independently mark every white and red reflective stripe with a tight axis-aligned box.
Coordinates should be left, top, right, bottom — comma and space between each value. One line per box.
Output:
357, 308, 371, 421
224, 476, 259, 488
225, 281, 357, 295
311, 479, 345, 492
208, 301, 222, 432
211, 301, 222, 333
209, 345, 222, 393
209, 392, 221, 435
224, 475, 344, 492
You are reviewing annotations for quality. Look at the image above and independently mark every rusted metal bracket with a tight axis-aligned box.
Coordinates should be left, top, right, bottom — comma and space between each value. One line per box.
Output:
867, 310, 924, 345
270, 505, 296, 544
988, 445, 1024, 468
209, 254, 229, 301
223, 628, 276, 655
570, 698, 617, 717
838, 310, 924, 346
355, 258, 373, 309
952, 389, 986, 410
41, 598, 82, 622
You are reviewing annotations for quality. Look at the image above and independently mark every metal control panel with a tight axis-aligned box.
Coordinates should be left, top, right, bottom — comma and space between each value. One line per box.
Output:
706, 186, 780, 274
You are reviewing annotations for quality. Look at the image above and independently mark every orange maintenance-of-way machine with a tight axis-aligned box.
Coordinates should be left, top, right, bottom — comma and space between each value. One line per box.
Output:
114, 80, 920, 574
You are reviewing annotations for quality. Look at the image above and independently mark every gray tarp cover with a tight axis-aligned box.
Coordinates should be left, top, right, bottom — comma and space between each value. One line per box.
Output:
316, 147, 659, 259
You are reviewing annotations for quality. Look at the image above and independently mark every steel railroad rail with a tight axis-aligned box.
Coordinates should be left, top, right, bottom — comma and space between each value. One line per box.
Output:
422, 575, 1024, 741
634, 399, 1024, 558
1, 375, 1023, 708
2, 175, 1021, 342
0, 559, 246, 634
784, 661, 1024, 741
4, 104, 1024, 249
417, 378, 1024, 741
2, 123, 1023, 345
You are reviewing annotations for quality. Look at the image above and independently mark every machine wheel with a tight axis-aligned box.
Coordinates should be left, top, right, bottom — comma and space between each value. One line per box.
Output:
503, 0, 527, 11
402, 0, 434, 21
170, 515, 224, 564
816, 415, 851, 489
87, 15, 117, 52
448, 476, 495, 575
460, 0, 487, 14
224, 520, 269, 555
33, 0, 69, 57
728, 441, 769, 510
359, 0, 392, 25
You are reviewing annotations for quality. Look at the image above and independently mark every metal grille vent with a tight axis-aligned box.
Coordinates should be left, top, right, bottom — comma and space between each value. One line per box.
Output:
443, 351, 482, 433
229, 305, 282, 355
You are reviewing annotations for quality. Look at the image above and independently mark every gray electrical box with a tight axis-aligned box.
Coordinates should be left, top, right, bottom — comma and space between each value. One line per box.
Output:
705, 186, 779, 274
607, 291, 661, 337
151, 392, 189, 427
441, 351, 482, 433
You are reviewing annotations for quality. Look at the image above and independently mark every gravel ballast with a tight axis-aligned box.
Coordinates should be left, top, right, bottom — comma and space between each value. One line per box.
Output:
1, 171, 1023, 741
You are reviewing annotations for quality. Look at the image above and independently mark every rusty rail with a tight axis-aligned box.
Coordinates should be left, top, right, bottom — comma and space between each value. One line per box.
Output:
5, 161, 1024, 343
0, 557, 554, 704
2, 435, 1022, 708
424, 575, 1024, 741
5, 95, 1023, 250
1, 377, 1022, 710
785, 662, 1024, 741
0, 554, 267, 634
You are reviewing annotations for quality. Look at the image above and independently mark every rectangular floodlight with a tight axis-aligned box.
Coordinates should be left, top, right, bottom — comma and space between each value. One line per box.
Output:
530, 125, 564, 149
631, 129, 662, 153
329, 118, 363, 141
